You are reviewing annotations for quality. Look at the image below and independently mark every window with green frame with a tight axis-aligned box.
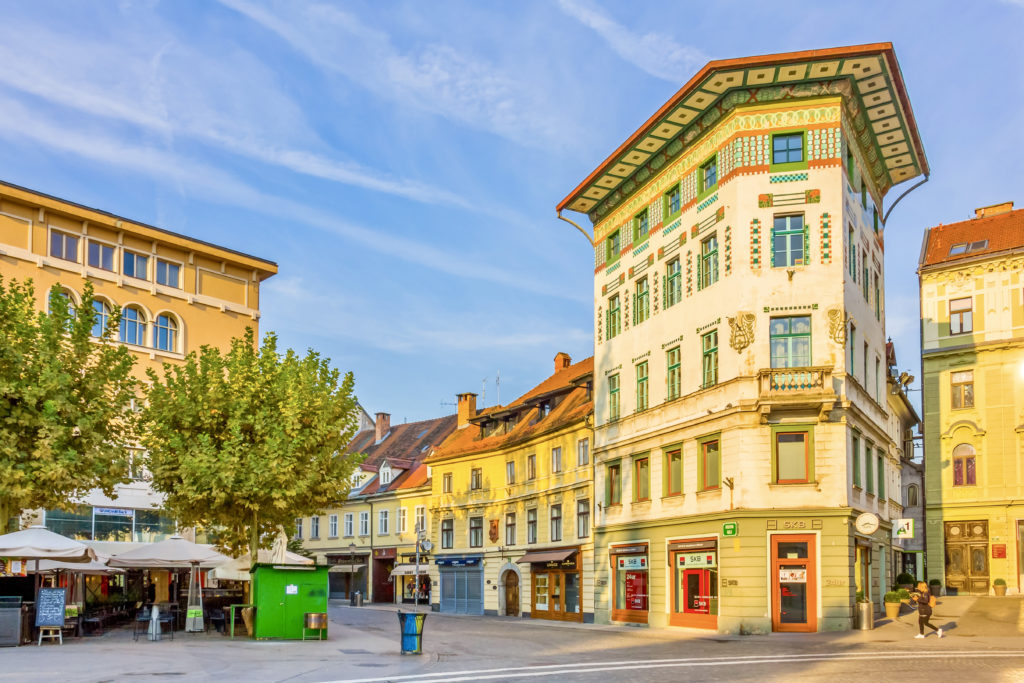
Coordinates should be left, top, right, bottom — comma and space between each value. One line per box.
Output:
607, 461, 622, 505
848, 323, 856, 379
606, 229, 621, 264
852, 432, 862, 487
771, 214, 806, 267
635, 361, 649, 412
698, 436, 720, 491
665, 259, 682, 308
769, 316, 811, 368
633, 278, 650, 325
607, 294, 621, 339
699, 235, 719, 289
872, 205, 879, 233
876, 450, 885, 499
634, 455, 650, 502
666, 346, 681, 401
633, 208, 650, 243
664, 183, 681, 218
848, 226, 857, 280
772, 425, 814, 484
699, 155, 717, 194
874, 271, 881, 320
864, 439, 875, 494
771, 131, 805, 166
608, 373, 620, 421
701, 330, 718, 388
862, 251, 869, 299
664, 446, 682, 496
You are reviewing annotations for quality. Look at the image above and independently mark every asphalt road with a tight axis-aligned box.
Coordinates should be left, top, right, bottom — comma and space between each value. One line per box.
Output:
1, 597, 1022, 682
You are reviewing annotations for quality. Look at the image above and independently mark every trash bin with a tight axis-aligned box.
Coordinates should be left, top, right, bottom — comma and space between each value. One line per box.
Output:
352, 591, 363, 607
857, 601, 874, 630
397, 612, 426, 654
0, 597, 21, 647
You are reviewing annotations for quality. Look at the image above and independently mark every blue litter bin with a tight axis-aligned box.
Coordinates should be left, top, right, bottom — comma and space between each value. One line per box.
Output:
397, 612, 426, 654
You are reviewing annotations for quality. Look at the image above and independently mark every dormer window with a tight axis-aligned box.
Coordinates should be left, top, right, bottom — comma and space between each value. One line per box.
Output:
381, 467, 392, 485
538, 402, 551, 418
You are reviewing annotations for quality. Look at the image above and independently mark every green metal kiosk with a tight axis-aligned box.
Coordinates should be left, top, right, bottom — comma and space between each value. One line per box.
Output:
251, 563, 329, 640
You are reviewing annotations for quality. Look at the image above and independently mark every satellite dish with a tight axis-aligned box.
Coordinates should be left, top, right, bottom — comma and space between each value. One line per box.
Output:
419, 539, 433, 552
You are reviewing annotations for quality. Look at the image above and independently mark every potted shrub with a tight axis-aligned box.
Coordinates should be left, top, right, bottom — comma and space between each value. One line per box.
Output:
883, 591, 902, 618
897, 587, 912, 606
896, 572, 915, 589
994, 578, 1008, 596
929, 578, 942, 596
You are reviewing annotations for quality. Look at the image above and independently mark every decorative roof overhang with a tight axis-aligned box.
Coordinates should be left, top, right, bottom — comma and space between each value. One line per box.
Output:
557, 43, 928, 224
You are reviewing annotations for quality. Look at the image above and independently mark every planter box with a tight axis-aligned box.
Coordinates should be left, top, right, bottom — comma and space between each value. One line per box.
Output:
884, 602, 901, 619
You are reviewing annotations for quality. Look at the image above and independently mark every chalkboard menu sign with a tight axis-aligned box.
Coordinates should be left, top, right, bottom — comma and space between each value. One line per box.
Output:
35, 587, 66, 627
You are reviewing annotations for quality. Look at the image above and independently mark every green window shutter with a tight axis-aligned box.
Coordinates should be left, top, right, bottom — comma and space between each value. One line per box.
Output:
632, 292, 637, 325
770, 228, 775, 268
803, 224, 810, 265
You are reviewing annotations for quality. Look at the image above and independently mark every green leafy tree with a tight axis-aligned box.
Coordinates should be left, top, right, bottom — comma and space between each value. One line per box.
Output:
141, 328, 363, 558
0, 277, 138, 530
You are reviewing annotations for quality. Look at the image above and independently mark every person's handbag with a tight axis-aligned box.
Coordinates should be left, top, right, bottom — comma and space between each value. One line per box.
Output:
929, 594, 937, 608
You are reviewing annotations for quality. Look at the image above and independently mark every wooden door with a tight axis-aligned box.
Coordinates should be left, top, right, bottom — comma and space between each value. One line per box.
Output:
504, 571, 519, 616
771, 534, 817, 632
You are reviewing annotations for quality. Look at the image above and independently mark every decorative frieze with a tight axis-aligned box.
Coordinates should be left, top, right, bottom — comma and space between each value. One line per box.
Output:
750, 218, 762, 269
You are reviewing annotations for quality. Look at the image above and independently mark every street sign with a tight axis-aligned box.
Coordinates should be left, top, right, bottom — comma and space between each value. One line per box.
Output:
722, 522, 738, 537
893, 518, 914, 540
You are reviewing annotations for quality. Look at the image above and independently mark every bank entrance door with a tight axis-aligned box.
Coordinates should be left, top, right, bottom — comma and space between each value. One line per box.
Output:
944, 521, 989, 595
771, 534, 817, 632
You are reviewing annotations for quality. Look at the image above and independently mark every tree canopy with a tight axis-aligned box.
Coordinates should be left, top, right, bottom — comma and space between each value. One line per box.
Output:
0, 276, 138, 530
140, 328, 363, 558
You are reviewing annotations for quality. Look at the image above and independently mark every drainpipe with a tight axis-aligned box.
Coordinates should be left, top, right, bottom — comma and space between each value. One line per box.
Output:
557, 211, 595, 247
368, 499, 374, 603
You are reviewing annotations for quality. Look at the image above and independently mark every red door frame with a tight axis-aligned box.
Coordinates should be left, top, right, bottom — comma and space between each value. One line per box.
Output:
771, 533, 817, 632
668, 549, 718, 629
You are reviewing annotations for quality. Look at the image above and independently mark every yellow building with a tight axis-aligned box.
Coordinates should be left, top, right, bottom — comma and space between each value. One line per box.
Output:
0, 179, 277, 542
300, 412, 455, 603
919, 201, 1024, 594
425, 354, 594, 621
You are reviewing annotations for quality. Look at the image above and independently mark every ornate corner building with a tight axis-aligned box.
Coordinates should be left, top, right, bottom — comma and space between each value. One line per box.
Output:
558, 44, 928, 633
919, 202, 1024, 595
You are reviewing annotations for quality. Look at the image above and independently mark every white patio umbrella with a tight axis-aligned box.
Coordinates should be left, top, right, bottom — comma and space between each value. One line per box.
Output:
209, 549, 313, 582
109, 535, 229, 634
0, 525, 96, 562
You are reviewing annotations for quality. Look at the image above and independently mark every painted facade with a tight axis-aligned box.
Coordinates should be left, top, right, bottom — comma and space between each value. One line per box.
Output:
919, 202, 1024, 595
425, 354, 594, 621
885, 342, 924, 581
300, 412, 456, 603
558, 45, 928, 633
0, 179, 277, 539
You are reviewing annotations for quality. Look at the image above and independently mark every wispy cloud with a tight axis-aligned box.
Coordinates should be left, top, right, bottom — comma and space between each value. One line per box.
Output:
218, 0, 570, 148
556, 0, 706, 82
0, 19, 473, 210
0, 94, 585, 302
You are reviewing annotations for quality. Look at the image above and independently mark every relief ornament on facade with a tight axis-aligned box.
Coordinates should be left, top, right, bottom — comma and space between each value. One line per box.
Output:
827, 306, 849, 345
728, 313, 756, 351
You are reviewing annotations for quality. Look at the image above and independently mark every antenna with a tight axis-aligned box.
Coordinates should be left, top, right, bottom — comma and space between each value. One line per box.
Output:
481, 377, 487, 408
496, 370, 501, 406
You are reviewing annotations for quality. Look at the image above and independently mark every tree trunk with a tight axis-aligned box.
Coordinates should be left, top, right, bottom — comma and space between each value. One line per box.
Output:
249, 510, 260, 564
0, 500, 13, 533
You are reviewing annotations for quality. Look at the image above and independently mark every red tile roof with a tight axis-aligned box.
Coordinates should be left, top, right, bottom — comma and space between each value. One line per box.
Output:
920, 207, 1024, 268
347, 413, 456, 497
427, 357, 593, 462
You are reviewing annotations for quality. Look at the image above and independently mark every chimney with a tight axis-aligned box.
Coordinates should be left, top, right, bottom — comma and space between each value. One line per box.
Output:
375, 412, 391, 443
975, 201, 1014, 219
554, 352, 572, 373
456, 393, 477, 428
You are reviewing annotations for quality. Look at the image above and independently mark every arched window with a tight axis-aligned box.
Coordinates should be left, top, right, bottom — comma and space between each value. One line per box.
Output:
153, 314, 178, 352
905, 484, 920, 507
48, 288, 76, 317
952, 444, 976, 487
119, 306, 147, 346
91, 299, 112, 337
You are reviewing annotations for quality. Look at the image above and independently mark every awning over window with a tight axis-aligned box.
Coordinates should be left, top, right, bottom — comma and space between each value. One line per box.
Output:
390, 563, 428, 577
516, 549, 576, 565
327, 564, 365, 573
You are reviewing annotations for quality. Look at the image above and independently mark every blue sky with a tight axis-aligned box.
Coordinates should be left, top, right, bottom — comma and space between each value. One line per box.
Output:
1, 1, 1021, 422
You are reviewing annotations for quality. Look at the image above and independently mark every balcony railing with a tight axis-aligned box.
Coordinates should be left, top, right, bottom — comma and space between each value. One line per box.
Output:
758, 366, 834, 398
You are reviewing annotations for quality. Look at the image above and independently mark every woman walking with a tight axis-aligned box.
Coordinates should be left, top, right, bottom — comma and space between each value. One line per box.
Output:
913, 581, 943, 638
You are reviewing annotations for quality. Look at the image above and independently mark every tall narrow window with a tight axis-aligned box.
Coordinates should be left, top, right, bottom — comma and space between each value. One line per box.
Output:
665, 184, 681, 216
506, 461, 516, 484
551, 447, 563, 474
700, 156, 717, 192
906, 485, 919, 507
607, 463, 621, 506
848, 226, 857, 279
608, 373, 620, 420
876, 451, 885, 499
700, 439, 720, 491
634, 457, 650, 502
550, 504, 562, 542
865, 440, 875, 494
634, 209, 649, 242
702, 330, 718, 388
415, 506, 425, 533
772, 215, 805, 267
442, 473, 452, 493
470, 468, 482, 490
769, 316, 811, 368
91, 300, 111, 338
576, 499, 590, 539
397, 508, 407, 534
699, 235, 719, 289
606, 230, 621, 263
666, 346, 681, 401
359, 511, 369, 536
874, 271, 881, 320
329, 514, 338, 538
950, 298, 973, 334
665, 259, 682, 308
119, 307, 147, 347
87, 241, 114, 271
527, 453, 537, 480
775, 431, 810, 484
378, 510, 389, 535
469, 517, 483, 547
505, 512, 516, 545
848, 324, 857, 379
441, 519, 453, 548
951, 370, 974, 409
294, 518, 303, 539
862, 250, 869, 299
527, 509, 537, 544
310, 516, 320, 538
635, 361, 649, 412
607, 294, 621, 339
50, 231, 80, 262
634, 278, 650, 324
577, 438, 589, 466
153, 314, 178, 352
666, 448, 682, 496
953, 444, 977, 486
852, 433, 862, 488
343, 513, 353, 537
